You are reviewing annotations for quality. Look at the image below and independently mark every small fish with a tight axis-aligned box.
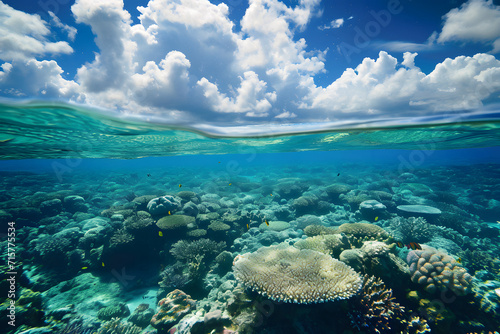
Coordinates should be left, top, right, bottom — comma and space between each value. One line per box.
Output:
147, 173, 151, 177
168, 211, 171, 215
81, 267, 88, 270
270, 193, 273, 196
374, 216, 378, 221
396, 241, 405, 248
456, 257, 462, 264
179, 184, 182, 188
102, 262, 105, 267
265, 220, 269, 226
159, 231, 163, 237
337, 173, 340, 176
407, 242, 422, 250
218, 161, 221, 163
229, 183, 232, 186
246, 224, 249, 229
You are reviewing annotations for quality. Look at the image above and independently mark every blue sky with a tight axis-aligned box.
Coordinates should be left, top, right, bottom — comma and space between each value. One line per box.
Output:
1, 0, 500, 134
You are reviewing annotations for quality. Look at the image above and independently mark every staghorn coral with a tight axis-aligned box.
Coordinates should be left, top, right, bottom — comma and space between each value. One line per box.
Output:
97, 317, 142, 334
388, 216, 433, 244
97, 302, 130, 321
170, 238, 226, 262
151, 289, 196, 331
233, 243, 361, 304
159, 265, 192, 290
407, 248, 473, 295
349, 275, 430, 334
349, 275, 405, 333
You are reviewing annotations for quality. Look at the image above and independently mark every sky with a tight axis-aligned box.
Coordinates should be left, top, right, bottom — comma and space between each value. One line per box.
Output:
1, 0, 500, 133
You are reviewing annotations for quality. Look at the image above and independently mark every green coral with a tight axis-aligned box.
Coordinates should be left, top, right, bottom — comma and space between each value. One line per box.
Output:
156, 215, 194, 230
170, 238, 226, 262
208, 221, 231, 231
97, 302, 130, 321
97, 317, 142, 334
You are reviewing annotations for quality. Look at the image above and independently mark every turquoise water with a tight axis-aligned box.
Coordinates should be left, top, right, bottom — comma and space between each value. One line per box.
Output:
1, 101, 500, 333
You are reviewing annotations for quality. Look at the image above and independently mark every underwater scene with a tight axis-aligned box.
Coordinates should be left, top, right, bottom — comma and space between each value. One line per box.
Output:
1, 102, 500, 334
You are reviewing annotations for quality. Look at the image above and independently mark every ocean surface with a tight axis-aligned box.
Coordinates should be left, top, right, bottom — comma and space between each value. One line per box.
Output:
1, 101, 500, 334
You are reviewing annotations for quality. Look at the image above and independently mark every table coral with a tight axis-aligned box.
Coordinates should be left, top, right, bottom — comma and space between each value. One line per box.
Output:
407, 248, 473, 295
233, 243, 361, 304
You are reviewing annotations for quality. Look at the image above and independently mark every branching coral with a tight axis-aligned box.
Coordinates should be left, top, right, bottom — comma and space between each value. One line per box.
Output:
233, 244, 361, 304
349, 275, 430, 334
97, 317, 142, 334
170, 238, 226, 262
388, 216, 433, 244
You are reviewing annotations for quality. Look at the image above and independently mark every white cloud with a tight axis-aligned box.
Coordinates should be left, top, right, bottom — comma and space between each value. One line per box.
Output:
377, 32, 438, 52
438, 0, 500, 53
0, 59, 82, 100
197, 71, 276, 117
0, 1, 73, 60
318, 18, 344, 30
301, 51, 500, 118
49, 11, 77, 41
275, 111, 297, 118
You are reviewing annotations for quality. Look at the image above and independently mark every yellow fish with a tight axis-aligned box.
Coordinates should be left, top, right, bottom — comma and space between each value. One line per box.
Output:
374, 216, 378, 221
246, 224, 249, 229
81, 267, 88, 270
270, 194, 273, 196
159, 231, 163, 237
101, 262, 105, 267
265, 220, 269, 226
456, 257, 462, 263
168, 211, 171, 215
229, 183, 232, 186
179, 184, 182, 188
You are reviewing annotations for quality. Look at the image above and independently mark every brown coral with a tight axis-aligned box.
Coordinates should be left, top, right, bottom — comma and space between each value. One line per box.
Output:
233, 244, 361, 304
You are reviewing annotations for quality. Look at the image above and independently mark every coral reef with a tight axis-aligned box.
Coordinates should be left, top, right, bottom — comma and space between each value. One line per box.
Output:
147, 195, 181, 216
97, 302, 130, 321
97, 317, 142, 334
170, 238, 226, 262
128, 303, 155, 328
151, 289, 196, 331
407, 248, 473, 295
388, 216, 434, 244
233, 243, 362, 303
294, 234, 350, 257
156, 214, 195, 230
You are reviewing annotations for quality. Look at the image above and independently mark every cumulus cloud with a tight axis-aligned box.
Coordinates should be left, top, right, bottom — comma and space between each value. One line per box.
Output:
438, 0, 500, 53
0, 59, 82, 100
0, 1, 73, 60
300, 51, 500, 118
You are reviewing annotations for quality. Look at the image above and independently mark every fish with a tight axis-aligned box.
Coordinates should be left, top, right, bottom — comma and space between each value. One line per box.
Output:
407, 242, 422, 250
395, 241, 405, 248
456, 257, 462, 263
265, 220, 269, 226
337, 173, 340, 176
374, 216, 378, 221
179, 184, 182, 188
246, 224, 249, 229
218, 161, 221, 163
102, 262, 105, 267
229, 183, 232, 186
270, 193, 273, 196
81, 267, 88, 270
159, 231, 163, 237
147, 173, 151, 177
168, 211, 171, 215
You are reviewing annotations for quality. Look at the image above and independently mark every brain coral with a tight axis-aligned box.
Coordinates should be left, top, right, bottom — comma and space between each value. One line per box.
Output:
407, 248, 473, 295
233, 244, 362, 304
